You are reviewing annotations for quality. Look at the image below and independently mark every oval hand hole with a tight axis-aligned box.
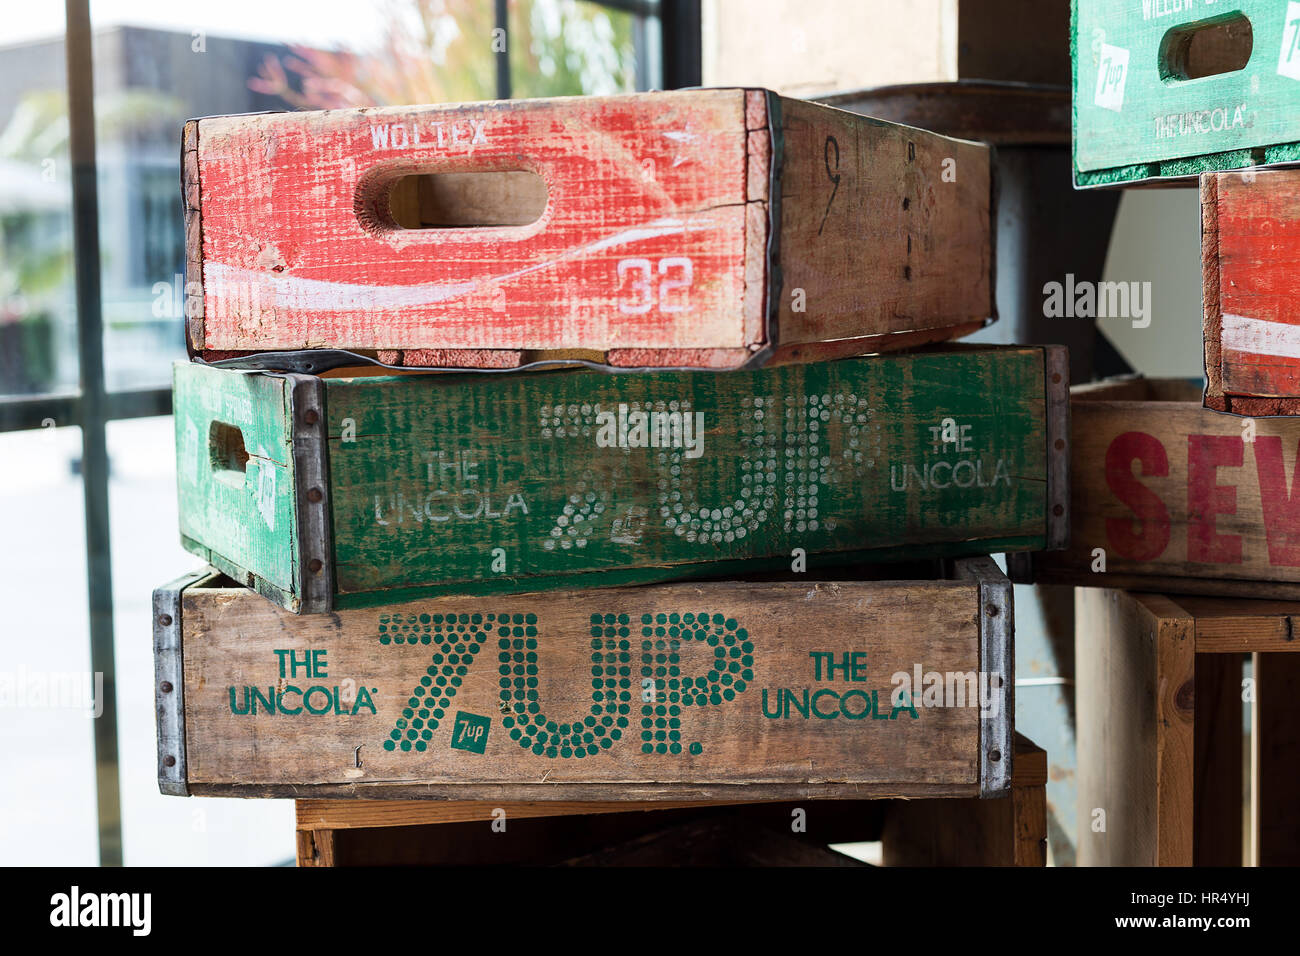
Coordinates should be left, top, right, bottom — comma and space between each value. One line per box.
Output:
1160, 13, 1253, 82
385, 170, 547, 229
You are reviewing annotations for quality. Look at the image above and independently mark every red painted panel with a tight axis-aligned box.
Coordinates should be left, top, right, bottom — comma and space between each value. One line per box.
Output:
195, 91, 754, 355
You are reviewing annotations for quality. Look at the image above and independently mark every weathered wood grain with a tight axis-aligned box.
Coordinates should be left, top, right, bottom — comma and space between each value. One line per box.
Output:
1076, 588, 1300, 866
161, 565, 1009, 800
1076, 590, 1195, 867
187, 89, 992, 368
174, 346, 1062, 612
1203, 170, 1300, 411
173, 364, 301, 605
1074, 0, 1300, 187
771, 97, 992, 347
1009, 376, 1300, 597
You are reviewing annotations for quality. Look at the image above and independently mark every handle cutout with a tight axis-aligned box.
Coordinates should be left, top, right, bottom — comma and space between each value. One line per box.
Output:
383, 170, 548, 229
1160, 12, 1253, 81
208, 421, 249, 479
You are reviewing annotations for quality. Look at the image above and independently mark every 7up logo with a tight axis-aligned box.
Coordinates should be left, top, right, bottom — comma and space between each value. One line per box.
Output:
1279, 3, 1300, 82
451, 711, 490, 754
1095, 42, 1129, 112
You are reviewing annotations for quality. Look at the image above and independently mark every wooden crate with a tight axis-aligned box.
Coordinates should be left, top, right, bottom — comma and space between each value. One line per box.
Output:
1077, 588, 1300, 866
1204, 169, 1300, 413
1007, 375, 1300, 600
174, 345, 1067, 613
183, 88, 993, 370
292, 735, 1047, 866
153, 557, 1014, 801
705, 0, 1070, 95
1073, 0, 1300, 187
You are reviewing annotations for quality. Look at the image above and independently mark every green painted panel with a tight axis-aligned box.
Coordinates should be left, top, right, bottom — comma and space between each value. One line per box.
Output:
174, 363, 299, 601
1074, 0, 1300, 183
325, 348, 1050, 602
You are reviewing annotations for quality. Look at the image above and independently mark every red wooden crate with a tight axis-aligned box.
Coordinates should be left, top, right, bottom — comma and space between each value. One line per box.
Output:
183, 88, 993, 370
1204, 169, 1300, 414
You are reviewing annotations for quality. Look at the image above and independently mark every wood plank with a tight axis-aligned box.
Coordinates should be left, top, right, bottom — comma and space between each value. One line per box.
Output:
1192, 653, 1243, 866
189, 89, 992, 368
175, 347, 1057, 611
772, 97, 992, 346
295, 829, 335, 867
167, 567, 1007, 800
1203, 170, 1300, 409
1074, 0, 1300, 186
1253, 652, 1300, 865
1013, 378, 1300, 596
295, 798, 735, 831
1076, 590, 1195, 866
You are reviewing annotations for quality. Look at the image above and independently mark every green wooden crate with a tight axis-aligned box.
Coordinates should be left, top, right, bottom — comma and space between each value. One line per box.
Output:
173, 346, 1068, 613
1074, 0, 1300, 186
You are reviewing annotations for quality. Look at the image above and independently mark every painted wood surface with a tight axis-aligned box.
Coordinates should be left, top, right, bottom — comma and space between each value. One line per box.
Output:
1203, 170, 1300, 410
1073, 0, 1300, 186
1009, 376, 1300, 597
173, 346, 1060, 612
186, 89, 992, 368
167, 569, 1004, 799
173, 364, 300, 603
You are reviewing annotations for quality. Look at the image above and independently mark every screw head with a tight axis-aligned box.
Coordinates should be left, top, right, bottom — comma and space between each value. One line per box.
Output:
303, 409, 320, 425
158, 614, 173, 627
307, 487, 324, 503
160, 681, 174, 694
163, 755, 176, 768
308, 558, 324, 574
989, 750, 1002, 762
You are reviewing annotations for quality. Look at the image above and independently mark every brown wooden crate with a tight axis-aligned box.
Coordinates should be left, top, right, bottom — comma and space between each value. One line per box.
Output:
1008, 376, 1300, 597
155, 558, 1012, 801
1075, 589, 1300, 867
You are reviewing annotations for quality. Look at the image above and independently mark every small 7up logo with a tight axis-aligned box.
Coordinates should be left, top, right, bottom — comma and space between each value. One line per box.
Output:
451, 711, 490, 754
1279, 3, 1300, 81
1095, 43, 1129, 112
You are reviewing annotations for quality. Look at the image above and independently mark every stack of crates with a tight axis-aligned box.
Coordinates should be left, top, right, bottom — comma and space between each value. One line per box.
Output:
153, 89, 1067, 827
1003, 0, 1300, 865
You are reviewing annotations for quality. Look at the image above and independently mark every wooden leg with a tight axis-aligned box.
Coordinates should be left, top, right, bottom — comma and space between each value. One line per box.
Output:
1012, 767, 1048, 866
1193, 654, 1243, 866
296, 828, 336, 867
1076, 590, 1195, 866
1253, 652, 1300, 866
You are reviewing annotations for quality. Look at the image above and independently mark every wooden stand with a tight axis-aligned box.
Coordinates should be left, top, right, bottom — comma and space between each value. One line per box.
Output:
294, 734, 1047, 866
1077, 589, 1300, 866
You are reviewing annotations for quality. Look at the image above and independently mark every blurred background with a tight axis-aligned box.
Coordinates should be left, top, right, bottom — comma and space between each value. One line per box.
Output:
0, 0, 662, 867
0, 0, 1204, 866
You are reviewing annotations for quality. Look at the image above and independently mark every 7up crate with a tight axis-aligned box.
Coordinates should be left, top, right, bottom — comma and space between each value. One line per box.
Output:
172, 346, 1068, 613
153, 559, 1013, 800
1074, 0, 1300, 186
